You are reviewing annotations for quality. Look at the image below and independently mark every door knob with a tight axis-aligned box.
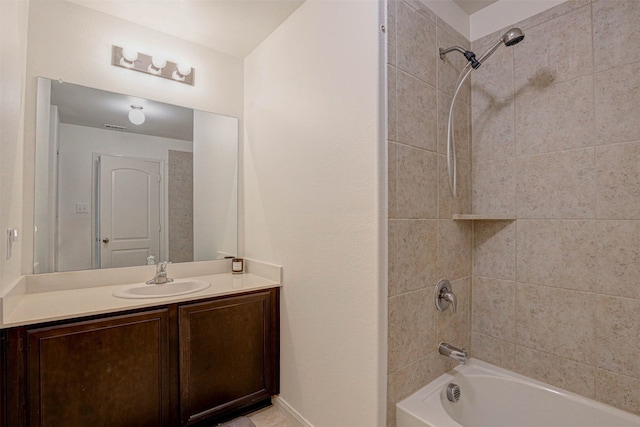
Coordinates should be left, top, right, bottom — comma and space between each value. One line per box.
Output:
102, 238, 110, 243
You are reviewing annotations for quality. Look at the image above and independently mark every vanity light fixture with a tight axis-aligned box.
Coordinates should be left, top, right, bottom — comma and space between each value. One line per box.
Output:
128, 105, 145, 125
112, 45, 195, 86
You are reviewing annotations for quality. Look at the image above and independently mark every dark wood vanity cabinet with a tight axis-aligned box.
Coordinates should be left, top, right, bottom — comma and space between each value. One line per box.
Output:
179, 291, 279, 425
2, 287, 279, 427
26, 309, 172, 427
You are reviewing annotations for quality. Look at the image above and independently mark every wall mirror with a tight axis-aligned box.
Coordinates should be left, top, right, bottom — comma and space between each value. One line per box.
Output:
33, 77, 238, 273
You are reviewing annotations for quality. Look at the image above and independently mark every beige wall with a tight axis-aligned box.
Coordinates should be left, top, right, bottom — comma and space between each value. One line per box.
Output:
471, 0, 640, 415
243, 0, 385, 425
386, 1, 473, 425
0, 0, 30, 293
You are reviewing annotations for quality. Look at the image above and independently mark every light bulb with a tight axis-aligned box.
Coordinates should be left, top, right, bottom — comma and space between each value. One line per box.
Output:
128, 105, 145, 125
172, 63, 192, 81
177, 63, 191, 76
120, 47, 138, 68
148, 56, 166, 74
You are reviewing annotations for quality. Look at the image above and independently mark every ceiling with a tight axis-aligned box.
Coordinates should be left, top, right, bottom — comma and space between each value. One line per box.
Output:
68, 0, 503, 59
69, 0, 305, 59
452, 0, 499, 15
50, 80, 194, 141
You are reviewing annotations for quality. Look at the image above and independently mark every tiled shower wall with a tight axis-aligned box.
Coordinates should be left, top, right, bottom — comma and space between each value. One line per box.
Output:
168, 150, 194, 263
386, 1, 472, 425
471, 0, 640, 416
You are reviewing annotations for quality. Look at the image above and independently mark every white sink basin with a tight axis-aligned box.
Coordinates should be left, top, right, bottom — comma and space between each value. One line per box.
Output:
113, 280, 211, 299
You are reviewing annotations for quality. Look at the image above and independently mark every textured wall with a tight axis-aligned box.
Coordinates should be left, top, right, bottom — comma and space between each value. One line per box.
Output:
471, 0, 640, 415
386, 1, 472, 425
243, 1, 384, 425
0, 0, 29, 291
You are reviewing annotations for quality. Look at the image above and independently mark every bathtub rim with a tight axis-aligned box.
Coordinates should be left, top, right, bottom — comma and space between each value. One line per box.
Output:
396, 357, 640, 427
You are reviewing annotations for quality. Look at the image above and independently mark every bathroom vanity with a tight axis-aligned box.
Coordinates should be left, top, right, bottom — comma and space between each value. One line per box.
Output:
0, 264, 281, 427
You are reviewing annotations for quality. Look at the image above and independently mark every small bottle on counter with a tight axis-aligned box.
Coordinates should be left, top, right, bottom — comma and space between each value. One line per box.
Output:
232, 257, 244, 274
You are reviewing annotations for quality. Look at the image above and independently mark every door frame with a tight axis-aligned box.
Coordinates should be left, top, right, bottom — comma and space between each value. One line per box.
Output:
91, 153, 167, 269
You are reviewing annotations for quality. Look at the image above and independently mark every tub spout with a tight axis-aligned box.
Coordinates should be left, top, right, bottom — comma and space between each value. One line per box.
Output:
439, 342, 468, 364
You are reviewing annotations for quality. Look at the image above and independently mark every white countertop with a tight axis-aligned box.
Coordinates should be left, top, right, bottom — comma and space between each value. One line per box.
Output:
1, 259, 282, 329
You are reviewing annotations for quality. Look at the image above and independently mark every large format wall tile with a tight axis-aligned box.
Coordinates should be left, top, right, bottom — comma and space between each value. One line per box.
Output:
388, 65, 397, 142
438, 90, 470, 161
396, 0, 436, 86
516, 0, 591, 32
437, 220, 471, 280
514, 346, 596, 398
595, 295, 640, 379
471, 40, 514, 101
388, 219, 437, 296
387, 373, 396, 427
596, 369, 640, 416
516, 283, 595, 364
593, 0, 640, 72
396, 144, 438, 218
472, 95, 515, 161
515, 75, 595, 156
388, 142, 397, 219
472, 157, 516, 215
388, 287, 436, 372
471, 333, 515, 370
514, 5, 593, 88
467, 1, 640, 418
596, 220, 640, 300
387, 0, 397, 66
397, 71, 438, 151
388, 2, 472, 421
516, 219, 596, 291
596, 141, 640, 219
437, 155, 470, 219
516, 148, 595, 219
595, 61, 640, 145
473, 220, 516, 281
395, 351, 450, 401
472, 277, 515, 341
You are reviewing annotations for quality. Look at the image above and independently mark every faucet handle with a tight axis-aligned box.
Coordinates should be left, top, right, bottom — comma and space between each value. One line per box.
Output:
442, 290, 457, 313
435, 279, 457, 313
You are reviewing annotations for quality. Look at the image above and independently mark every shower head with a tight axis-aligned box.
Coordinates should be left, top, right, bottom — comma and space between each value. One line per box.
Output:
502, 28, 525, 47
475, 27, 525, 66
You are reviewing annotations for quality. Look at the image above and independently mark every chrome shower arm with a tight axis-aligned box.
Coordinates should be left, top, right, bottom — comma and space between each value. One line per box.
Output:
439, 45, 467, 60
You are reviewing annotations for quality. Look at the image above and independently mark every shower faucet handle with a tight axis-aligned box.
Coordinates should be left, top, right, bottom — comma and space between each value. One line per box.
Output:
435, 279, 457, 313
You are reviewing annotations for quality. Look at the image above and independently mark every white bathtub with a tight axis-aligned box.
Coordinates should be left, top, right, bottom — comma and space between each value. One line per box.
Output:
397, 359, 640, 427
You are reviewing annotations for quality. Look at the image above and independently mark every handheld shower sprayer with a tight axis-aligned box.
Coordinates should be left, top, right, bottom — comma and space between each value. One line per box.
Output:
439, 28, 525, 197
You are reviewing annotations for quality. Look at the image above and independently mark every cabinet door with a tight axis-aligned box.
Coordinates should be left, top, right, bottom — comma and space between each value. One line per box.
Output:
27, 309, 171, 427
179, 289, 279, 425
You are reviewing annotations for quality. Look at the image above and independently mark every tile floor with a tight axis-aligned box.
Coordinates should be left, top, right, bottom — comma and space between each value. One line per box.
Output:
248, 406, 295, 427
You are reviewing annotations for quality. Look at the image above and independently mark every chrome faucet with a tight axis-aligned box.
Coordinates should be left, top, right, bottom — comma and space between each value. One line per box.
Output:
435, 279, 457, 313
439, 342, 468, 364
146, 261, 174, 284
